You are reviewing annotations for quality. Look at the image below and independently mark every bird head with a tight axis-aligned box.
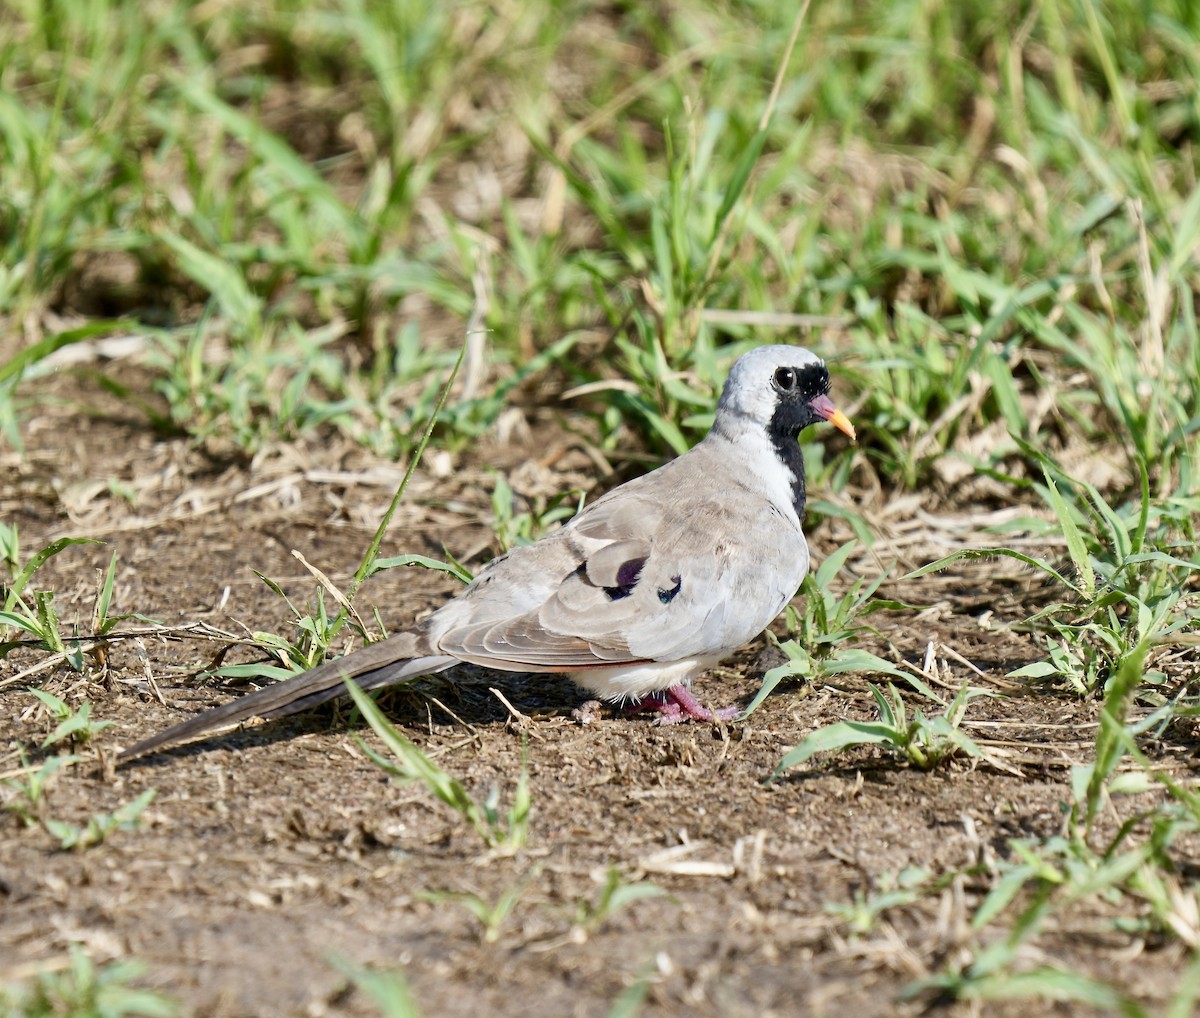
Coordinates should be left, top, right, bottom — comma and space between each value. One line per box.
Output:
716, 345, 856, 441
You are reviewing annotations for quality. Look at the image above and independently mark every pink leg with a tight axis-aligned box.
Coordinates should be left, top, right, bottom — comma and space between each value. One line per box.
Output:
622, 691, 678, 718
625, 685, 738, 725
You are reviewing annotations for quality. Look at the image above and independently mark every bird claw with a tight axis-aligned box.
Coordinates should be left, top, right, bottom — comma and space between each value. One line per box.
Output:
626, 684, 739, 725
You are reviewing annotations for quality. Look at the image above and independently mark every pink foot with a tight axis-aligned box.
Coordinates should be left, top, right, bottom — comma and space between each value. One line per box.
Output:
625, 685, 739, 725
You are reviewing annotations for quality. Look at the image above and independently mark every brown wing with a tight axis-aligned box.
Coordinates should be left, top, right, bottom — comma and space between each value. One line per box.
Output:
434, 480, 800, 671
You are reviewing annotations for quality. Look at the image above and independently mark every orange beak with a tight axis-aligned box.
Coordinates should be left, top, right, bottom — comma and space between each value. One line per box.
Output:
809, 394, 856, 441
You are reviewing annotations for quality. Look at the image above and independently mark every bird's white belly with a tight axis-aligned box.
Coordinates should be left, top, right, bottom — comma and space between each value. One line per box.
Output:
570, 655, 726, 700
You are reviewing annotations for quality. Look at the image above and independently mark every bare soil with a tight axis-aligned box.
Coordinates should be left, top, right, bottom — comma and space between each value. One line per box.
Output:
1, 366, 1195, 1017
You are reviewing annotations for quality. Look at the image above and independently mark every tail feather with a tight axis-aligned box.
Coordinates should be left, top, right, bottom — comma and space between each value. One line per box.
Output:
119, 635, 457, 761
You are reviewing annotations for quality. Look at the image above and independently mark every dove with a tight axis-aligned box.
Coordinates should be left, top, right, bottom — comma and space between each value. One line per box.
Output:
120, 345, 854, 760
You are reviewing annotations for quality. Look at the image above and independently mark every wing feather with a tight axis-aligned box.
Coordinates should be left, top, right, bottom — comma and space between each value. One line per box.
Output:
434, 483, 806, 673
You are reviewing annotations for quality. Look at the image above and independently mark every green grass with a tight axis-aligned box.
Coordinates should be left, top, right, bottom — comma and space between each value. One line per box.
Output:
4, 0, 1192, 470
1, 0, 1199, 1012
347, 678, 532, 854
0, 947, 175, 1018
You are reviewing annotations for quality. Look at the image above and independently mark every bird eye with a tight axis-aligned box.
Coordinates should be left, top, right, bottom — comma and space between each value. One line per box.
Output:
773, 367, 797, 390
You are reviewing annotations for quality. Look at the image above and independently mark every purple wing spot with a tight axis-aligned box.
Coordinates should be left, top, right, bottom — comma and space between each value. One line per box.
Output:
604, 557, 646, 601
616, 558, 645, 587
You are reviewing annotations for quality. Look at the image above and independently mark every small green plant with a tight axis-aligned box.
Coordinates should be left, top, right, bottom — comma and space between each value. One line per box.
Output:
148, 320, 362, 452
742, 542, 914, 718
209, 347, 470, 688
0, 588, 79, 666
847, 313, 1025, 489
1, 524, 99, 626
347, 679, 531, 853
422, 880, 529, 944
2, 752, 80, 826
1070, 640, 1155, 835
774, 682, 988, 776
489, 473, 579, 552
368, 553, 473, 586
906, 816, 1200, 1014
0, 945, 176, 1018
28, 690, 113, 749
91, 551, 159, 639
825, 866, 934, 936
215, 583, 344, 685
0, 323, 129, 451
0, 521, 99, 667
43, 788, 156, 851
903, 950, 1142, 1012
604, 962, 653, 1018
911, 454, 1200, 701
571, 867, 668, 937
904, 646, 1200, 1009
0, 526, 152, 668
329, 957, 421, 1018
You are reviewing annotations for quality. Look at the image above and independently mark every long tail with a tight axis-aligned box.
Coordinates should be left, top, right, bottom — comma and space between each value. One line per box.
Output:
119, 635, 457, 762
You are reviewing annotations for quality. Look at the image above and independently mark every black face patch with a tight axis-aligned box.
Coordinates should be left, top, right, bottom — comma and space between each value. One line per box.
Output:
769, 363, 832, 437
603, 557, 646, 601
767, 362, 831, 516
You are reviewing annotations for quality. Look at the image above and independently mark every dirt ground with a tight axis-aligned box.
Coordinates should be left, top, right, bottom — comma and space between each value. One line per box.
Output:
1, 366, 1195, 1016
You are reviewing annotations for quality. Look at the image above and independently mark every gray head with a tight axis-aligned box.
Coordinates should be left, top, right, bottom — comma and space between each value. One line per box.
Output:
716, 345, 855, 441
